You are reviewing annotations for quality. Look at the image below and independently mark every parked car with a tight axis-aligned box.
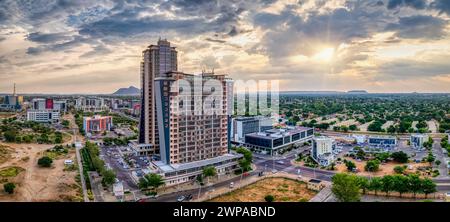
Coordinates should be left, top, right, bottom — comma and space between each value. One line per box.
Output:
229, 182, 234, 188
177, 195, 186, 202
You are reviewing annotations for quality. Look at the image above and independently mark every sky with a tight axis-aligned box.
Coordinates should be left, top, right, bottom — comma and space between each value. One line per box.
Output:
1, 0, 450, 94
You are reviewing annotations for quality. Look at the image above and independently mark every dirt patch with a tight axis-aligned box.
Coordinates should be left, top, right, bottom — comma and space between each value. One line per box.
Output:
335, 157, 430, 177
0, 145, 13, 165
0, 142, 82, 201
210, 177, 316, 202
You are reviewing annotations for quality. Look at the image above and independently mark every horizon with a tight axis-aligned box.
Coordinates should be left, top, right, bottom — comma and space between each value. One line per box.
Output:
1, 0, 450, 94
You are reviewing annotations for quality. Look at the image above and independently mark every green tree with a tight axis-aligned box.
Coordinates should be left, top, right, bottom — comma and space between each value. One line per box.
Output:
264, 195, 274, 202
331, 173, 361, 202
381, 175, 395, 196
364, 160, 380, 172
345, 160, 356, 172
101, 169, 116, 187
393, 165, 405, 174
37, 156, 53, 167
422, 178, 437, 198
349, 125, 357, 131
368, 177, 382, 196
426, 152, 435, 165
203, 166, 217, 184
407, 174, 422, 198
236, 147, 253, 172
392, 175, 409, 197
139, 173, 165, 191
3, 130, 17, 142
357, 176, 369, 194
391, 151, 409, 163
3, 182, 16, 194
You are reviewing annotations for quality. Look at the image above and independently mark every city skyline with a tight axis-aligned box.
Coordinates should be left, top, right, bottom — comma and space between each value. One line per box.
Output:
1, 0, 450, 94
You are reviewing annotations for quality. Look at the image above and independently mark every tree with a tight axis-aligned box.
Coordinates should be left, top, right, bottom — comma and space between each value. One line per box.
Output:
393, 166, 405, 174
381, 175, 395, 196
345, 160, 356, 172
139, 173, 165, 191
364, 160, 380, 172
375, 152, 390, 162
264, 195, 274, 202
203, 166, 217, 184
349, 125, 358, 131
3, 183, 16, 194
435, 160, 441, 166
236, 147, 253, 172
3, 130, 17, 142
331, 173, 361, 202
368, 177, 382, 196
392, 175, 409, 197
101, 169, 116, 187
357, 177, 369, 194
422, 178, 437, 198
391, 151, 409, 163
37, 156, 53, 167
407, 174, 422, 198
426, 152, 435, 165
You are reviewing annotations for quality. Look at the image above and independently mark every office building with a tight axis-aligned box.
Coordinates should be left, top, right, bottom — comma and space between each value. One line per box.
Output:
27, 110, 60, 123
410, 134, 429, 149
32, 98, 46, 110
53, 100, 67, 112
368, 135, 397, 149
352, 134, 367, 144
311, 136, 335, 167
134, 39, 241, 187
75, 97, 108, 112
139, 38, 178, 149
83, 115, 113, 134
244, 126, 314, 155
231, 116, 274, 143
1, 84, 23, 110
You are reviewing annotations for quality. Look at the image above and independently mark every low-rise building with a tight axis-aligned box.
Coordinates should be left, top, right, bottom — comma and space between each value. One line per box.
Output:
307, 179, 325, 191
75, 97, 109, 112
368, 135, 397, 149
150, 153, 242, 187
244, 126, 314, 155
352, 134, 367, 144
26, 109, 60, 123
311, 136, 335, 167
83, 115, 113, 134
410, 134, 429, 149
231, 116, 274, 143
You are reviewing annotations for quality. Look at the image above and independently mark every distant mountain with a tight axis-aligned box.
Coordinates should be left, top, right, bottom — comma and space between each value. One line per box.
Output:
347, 90, 368, 94
113, 86, 140, 95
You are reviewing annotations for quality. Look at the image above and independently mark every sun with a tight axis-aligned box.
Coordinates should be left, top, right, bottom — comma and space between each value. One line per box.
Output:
313, 47, 335, 62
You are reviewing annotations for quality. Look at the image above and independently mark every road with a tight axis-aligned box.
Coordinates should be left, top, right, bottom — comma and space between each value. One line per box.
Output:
68, 114, 89, 202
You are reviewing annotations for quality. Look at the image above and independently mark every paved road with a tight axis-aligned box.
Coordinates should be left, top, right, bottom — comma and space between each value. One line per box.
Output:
73, 127, 89, 202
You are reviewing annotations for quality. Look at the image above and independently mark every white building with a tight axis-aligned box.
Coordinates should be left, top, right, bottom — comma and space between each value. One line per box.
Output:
75, 97, 109, 112
352, 134, 367, 144
27, 110, 60, 123
231, 116, 274, 143
31, 98, 46, 110
311, 136, 335, 167
410, 134, 429, 149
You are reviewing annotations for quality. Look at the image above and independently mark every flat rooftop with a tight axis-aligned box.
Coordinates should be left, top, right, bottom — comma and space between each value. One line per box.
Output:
246, 126, 312, 139
154, 153, 243, 173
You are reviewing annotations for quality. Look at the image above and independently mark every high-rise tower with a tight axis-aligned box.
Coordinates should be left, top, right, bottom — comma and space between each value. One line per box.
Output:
139, 39, 178, 151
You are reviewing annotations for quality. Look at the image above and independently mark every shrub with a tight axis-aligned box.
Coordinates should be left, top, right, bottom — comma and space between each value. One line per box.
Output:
3, 182, 16, 194
264, 195, 275, 202
37, 156, 53, 167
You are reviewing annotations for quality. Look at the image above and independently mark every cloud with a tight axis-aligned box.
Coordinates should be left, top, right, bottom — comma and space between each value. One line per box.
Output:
385, 15, 447, 39
387, 0, 427, 10
26, 32, 72, 43
431, 0, 450, 15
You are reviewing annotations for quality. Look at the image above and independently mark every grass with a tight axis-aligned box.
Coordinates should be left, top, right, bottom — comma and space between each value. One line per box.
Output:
0, 145, 12, 164
0, 166, 25, 178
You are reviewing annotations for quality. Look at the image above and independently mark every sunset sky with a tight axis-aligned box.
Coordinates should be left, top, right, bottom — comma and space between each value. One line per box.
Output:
1, 0, 450, 94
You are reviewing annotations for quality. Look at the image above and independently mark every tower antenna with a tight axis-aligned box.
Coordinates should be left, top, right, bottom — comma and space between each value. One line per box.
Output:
13, 83, 16, 96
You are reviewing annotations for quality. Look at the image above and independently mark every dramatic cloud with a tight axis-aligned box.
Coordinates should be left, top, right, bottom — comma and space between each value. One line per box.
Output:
0, 0, 450, 93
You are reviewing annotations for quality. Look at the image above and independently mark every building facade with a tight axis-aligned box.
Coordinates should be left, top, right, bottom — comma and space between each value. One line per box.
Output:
244, 126, 314, 155
311, 136, 335, 167
83, 115, 113, 134
139, 39, 178, 151
27, 110, 60, 123
231, 116, 273, 143
368, 135, 397, 149
410, 134, 429, 149
75, 97, 108, 112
